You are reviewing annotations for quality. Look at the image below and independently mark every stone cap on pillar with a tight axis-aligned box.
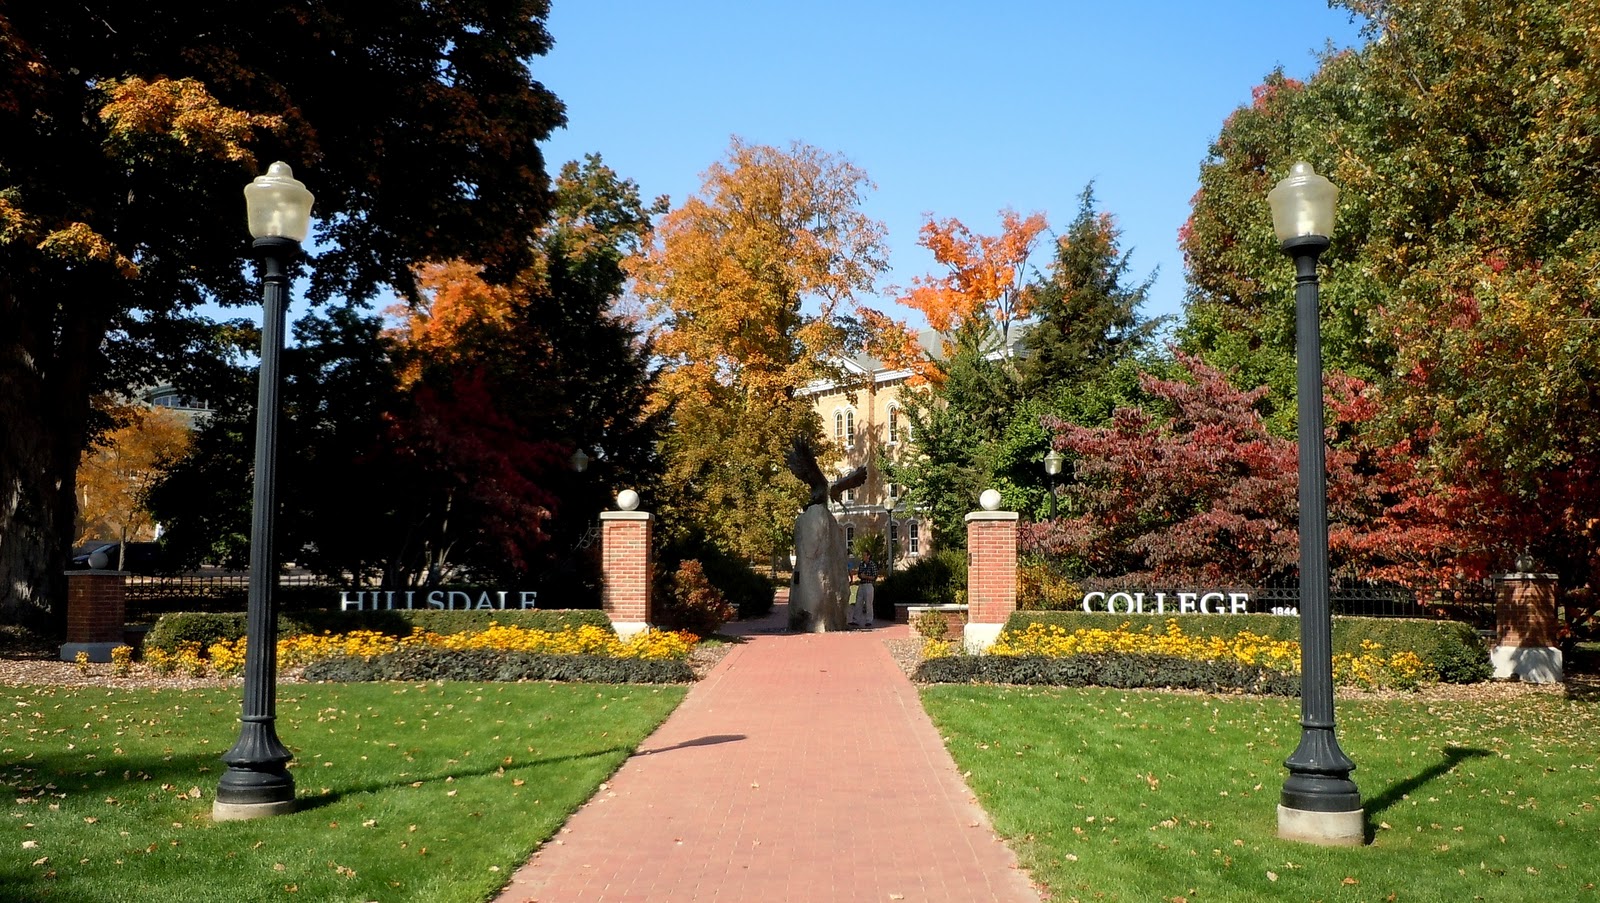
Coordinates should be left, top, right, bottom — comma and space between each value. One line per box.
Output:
964, 511, 1019, 523
600, 511, 652, 522
1494, 572, 1558, 581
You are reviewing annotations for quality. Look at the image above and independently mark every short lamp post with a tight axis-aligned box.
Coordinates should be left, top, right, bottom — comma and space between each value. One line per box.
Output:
215, 163, 313, 821
883, 500, 895, 577
1268, 162, 1362, 845
1043, 449, 1064, 519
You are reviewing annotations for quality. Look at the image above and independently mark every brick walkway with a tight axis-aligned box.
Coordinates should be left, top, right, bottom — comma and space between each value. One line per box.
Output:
495, 598, 1041, 902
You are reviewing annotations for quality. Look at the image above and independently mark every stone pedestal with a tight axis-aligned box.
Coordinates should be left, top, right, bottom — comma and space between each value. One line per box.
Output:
1277, 805, 1365, 847
790, 504, 849, 632
963, 510, 1018, 652
1493, 573, 1562, 683
601, 511, 653, 638
61, 571, 127, 662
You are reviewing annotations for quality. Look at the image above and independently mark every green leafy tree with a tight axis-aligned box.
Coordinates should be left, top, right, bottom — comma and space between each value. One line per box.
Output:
1, 3, 564, 630
1180, 0, 1600, 588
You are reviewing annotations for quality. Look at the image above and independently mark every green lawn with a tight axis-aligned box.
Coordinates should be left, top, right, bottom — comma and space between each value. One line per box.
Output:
2, 681, 685, 902
921, 685, 1600, 903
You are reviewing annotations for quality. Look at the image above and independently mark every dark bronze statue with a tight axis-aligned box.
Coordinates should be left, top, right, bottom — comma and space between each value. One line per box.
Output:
785, 440, 866, 509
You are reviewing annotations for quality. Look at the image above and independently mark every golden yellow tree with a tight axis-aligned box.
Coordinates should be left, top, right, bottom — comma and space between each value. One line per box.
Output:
76, 403, 192, 550
628, 137, 902, 558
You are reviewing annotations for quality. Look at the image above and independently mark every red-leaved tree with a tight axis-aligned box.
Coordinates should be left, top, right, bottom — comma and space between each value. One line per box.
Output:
382, 369, 569, 584
1023, 354, 1476, 588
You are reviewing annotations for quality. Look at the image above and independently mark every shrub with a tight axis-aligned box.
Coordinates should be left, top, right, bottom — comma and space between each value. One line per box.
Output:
658, 559, 737, 636
877, 550, 967, 620
657, 536, 775, 620
914, 652, 1300, 695
143, 612, 251, 654
1003, 611, 1489, 683
912, 609, 950, 640
303, 649, 693, 684
1017, 556, 1081, 611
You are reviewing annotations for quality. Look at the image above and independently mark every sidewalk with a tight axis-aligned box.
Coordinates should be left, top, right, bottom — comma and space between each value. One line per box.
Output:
495, 598, 1042, 902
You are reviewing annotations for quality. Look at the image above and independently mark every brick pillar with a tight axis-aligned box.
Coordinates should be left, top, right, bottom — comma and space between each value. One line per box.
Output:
601, 510, 653, 639
963, 508, 1019, 651
1492, 572, 1561, 682
61, 571, 127, 662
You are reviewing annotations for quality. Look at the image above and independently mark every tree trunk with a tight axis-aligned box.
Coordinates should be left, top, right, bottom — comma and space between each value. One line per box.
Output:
0, 268, 110, 637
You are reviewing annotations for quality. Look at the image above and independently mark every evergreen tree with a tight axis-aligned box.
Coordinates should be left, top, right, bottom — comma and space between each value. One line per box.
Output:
1021, 185, 1161, 398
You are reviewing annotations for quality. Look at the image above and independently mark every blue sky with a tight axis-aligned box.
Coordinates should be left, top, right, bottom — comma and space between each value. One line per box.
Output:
534, 1, 1369, 327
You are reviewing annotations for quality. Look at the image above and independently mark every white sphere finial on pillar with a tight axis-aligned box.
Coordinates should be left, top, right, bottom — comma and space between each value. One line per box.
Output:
979, 489, 1002, 511
615, 489, 641, 511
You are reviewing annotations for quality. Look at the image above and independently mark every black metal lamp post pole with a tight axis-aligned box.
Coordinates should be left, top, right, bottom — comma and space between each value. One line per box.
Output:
883, 502, 894, 577
216, 163, 314, 821
1269, 162, 1362, 845
1044, 449, 1063, 519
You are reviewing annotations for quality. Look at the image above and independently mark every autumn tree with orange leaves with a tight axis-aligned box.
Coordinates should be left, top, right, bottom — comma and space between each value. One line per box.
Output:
0, 3, 564, 630
901, 208, 1048, 371
628, 138, 901, 560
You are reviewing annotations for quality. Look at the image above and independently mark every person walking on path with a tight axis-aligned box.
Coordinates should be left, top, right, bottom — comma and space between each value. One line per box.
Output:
495, 596, 1042, 903
850, 552, 878, 627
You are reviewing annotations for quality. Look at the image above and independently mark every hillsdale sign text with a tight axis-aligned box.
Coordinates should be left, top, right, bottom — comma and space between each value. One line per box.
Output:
1079, 591, 1253, 615
339, 590, 538, 611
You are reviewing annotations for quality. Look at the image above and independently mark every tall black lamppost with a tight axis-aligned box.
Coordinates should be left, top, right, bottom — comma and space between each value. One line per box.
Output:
1269, 162, 1363, 845
1043, 449, 1063, 518
215, 163, 314, 821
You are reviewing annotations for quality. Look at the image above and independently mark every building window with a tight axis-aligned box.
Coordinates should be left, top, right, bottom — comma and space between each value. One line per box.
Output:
845, 524, 856, 547
889, 521, 899, 551
888, 405, 900, 444
889, 482, 901, 503
909, 521, 920, 555
834, 407, 857, 450
844, 487, 855, 505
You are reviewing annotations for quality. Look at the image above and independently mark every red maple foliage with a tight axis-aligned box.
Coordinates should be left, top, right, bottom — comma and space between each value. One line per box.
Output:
1024, 354, 1477, 589
384, 369, 568, 575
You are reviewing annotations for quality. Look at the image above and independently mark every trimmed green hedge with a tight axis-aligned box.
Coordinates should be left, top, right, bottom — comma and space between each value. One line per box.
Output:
143, 608, 614, 655
301, 648, 693, 684
1001, 611, 1492, 684
914, 652, 1300, 695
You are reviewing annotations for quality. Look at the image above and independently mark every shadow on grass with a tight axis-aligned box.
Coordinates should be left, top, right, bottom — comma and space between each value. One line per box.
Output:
637, 733, 745, 755
3, 750, 221, 799
293, 744, 637, 812
1363, 745, 1492, 840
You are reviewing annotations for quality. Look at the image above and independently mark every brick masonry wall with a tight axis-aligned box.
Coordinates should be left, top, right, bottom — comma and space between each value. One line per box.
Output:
1496, 575, 1558, 648
965, 513, 1018, 625
601, 513, 653, 624
66, 572, 127, 644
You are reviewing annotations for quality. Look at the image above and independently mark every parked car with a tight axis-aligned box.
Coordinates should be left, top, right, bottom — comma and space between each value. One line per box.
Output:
69, 541, 169, 574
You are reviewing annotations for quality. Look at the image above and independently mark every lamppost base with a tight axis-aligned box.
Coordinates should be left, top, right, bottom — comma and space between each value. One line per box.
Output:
1277, 804, 1365, 846
214, 797, 299, 821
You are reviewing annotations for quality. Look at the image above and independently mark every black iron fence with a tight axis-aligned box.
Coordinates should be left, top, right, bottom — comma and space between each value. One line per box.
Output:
123, 571, 336, 619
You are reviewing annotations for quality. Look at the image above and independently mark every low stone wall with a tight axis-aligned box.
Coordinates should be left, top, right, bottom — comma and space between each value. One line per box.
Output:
907, 604, 969, 639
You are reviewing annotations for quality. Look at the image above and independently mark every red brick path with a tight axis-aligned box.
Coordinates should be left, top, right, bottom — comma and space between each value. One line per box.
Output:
495, 598, 1041, 902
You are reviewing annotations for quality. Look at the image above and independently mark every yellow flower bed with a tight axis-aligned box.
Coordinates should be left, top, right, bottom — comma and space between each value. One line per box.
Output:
148, 623, 696, 679
978, 620, 1433, 690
